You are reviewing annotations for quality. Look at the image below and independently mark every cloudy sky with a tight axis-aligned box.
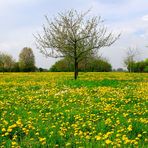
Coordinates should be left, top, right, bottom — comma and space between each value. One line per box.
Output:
0, 0, 148, 69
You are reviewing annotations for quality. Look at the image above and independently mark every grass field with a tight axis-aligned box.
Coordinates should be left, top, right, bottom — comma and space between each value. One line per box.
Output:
0, 72, 148, 147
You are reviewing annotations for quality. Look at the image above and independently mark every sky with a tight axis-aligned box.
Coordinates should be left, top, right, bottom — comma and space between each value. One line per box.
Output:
0, 0, 148, 69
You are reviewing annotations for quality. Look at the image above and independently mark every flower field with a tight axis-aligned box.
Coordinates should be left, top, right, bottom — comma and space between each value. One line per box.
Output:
0, 72, 148, 147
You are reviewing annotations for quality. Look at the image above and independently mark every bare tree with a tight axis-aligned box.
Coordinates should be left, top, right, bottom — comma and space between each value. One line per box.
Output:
123, 47, 140, 72
35, 10, 120, 79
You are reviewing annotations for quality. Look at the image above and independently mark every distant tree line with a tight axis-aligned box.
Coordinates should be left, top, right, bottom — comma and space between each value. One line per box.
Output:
1, 46, 113, 73
126, 59, 148, 73
123, 47, 148, 73
0, 46, 148, 73
0, 47, 36, 72
50, 56, 112, 72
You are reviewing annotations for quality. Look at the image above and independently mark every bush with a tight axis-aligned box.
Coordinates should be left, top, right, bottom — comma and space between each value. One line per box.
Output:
144, 66, 148, 72
50, 57, 112, 72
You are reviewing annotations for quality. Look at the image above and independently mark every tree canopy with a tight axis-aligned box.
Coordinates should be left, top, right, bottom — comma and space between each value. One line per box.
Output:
130, 59, 148, 72
19, 47, 36, 72
35, 9, 120, 79
0, 52, 15, 72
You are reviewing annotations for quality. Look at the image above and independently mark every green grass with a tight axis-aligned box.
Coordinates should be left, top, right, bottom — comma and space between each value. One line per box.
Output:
0, 72, 148, 147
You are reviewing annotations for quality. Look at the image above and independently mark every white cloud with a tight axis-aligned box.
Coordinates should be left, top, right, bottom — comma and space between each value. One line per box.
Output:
142, 15, 148, 21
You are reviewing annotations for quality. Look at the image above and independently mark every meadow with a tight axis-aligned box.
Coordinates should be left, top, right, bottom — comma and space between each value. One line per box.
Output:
0, 72, 147, 148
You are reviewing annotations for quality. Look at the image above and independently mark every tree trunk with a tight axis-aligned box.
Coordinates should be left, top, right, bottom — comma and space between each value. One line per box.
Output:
74, 40, 78, 80
2, 63, 4, 74
74, 59, 78, 80
129, 63, 131, 73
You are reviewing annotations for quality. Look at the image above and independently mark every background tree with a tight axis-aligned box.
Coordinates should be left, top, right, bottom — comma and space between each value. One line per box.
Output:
38, 67, 48, 72
0, 52, 5, 72
50, 56, 112, 72
86, 57, 112, 72
131, 58, 148, 72
123, 47, 140, 72
0, 52, 15, 72
3, 54, 15, 72
12, 62, 20, 72
143, 59, 148, 72
35, 10, 120, 79
116, 68, 125, 72
19, 47, 35, 72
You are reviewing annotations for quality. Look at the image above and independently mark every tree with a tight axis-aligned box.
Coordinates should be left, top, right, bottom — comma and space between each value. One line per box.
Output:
38, 67, 48, 72
132, 58, 148, 73
50, 56, 112, 72
35, 10, 120, 79
0, 52, 15, 72
123, 48, 140, 72
88, 57, 112, 72
12, 62, 20, 72
19, 47, 35, 72
0, 52, 5, 72
116, 68, 125, 72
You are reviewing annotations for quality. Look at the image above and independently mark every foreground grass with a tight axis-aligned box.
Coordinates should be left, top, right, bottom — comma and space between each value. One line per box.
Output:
0, 72, 148, 147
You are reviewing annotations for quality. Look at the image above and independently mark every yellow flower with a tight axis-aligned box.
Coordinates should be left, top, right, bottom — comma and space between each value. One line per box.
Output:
79, 131, 83, 136
116, 134, 121, 137
39, 137, 46, 142
124, 139, 130, 144
122, 135, 128, 141
123, 113, 128, 117
30, 138, 34, 141
2, 128, 6, 132
11, 124, 17, 128
16, 119, 22, 126
11, 141, 17, 145
95, 135, 101, 140
65, 143, 71, 147
86, 135, 90, 139
105, 139, 112, 145
3, 120, 8, 125
127, 125, 132, 131
134, 141, 138, 145
138, 134, 142, 137
5, 132, 9, 136
7, 128, 12, 132
41, 141, 46, 145
35, 132, 39, 135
